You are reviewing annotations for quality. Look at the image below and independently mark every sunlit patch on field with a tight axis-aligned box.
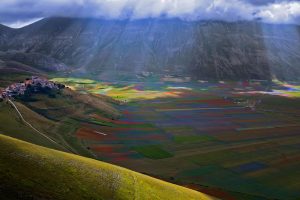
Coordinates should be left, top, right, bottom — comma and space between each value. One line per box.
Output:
235, 80, 300, 98
51, 77, 189, 101
166, 86, 193, 90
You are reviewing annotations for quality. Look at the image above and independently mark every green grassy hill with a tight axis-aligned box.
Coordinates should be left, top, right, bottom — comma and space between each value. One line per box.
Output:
0, 76, 122, 157
0, 134, 216, 200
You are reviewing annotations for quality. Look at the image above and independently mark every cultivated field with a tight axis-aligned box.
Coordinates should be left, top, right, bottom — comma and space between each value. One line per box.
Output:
52, 77, 300, 200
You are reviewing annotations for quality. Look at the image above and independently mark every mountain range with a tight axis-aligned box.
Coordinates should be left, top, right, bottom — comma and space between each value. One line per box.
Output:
1, 17, 300, 80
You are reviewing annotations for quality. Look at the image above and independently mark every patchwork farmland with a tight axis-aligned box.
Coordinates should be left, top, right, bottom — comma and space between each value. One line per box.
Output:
53, 78, 300, 200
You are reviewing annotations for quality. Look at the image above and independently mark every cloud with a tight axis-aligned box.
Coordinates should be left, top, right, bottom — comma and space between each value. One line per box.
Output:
4, 18, 43, 29
256, 1, 300, 23
1, 0, 300, 28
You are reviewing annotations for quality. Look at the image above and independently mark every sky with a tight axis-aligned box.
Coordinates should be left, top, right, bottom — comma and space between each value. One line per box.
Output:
1, 0, 300, 28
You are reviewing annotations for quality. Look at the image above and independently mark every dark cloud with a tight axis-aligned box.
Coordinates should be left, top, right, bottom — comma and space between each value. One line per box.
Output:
1, 0, 300, 28
245, 0, 277, 5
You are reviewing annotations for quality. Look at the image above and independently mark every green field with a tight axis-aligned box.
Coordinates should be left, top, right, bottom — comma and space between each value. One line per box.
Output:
0, 74, 121, 159
133, 145, 173, 159
0, 134, 216, 200
174, 135, 215, 143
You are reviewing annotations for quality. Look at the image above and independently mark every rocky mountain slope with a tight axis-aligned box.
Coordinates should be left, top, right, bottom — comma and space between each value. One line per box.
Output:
0, 51, 68, 72
0, 24, 12, 48
1, 17, 300, 80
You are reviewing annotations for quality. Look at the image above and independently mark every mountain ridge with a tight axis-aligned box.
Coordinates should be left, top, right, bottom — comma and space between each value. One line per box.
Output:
1, 17, 300, 80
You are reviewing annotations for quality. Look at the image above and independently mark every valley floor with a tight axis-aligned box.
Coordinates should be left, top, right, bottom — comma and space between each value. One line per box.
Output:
52, 78, 300, 200
1, 75, 300, 200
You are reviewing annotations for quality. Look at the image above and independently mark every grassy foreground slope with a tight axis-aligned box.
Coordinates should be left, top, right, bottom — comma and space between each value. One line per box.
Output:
0, 134, 217, 200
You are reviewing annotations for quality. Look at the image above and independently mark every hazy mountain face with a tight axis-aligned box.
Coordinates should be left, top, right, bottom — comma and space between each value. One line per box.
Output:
1, 17, 300, 80
0, 25, 12, 48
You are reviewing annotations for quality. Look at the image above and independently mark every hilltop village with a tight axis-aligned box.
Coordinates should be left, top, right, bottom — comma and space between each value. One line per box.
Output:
0, 76, 65, 100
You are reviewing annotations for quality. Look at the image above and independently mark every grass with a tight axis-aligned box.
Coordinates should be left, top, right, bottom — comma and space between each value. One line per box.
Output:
132, 145, 173, 159
190, 150, 240, 165
0, 102, 61, 150
259, 95, 300, 109
54, 118, 95, 158
0, 81, 122, 159
86, 118, 154, 129
51, 77, 182, 102
178, 165, 223, 177
0, 72, 37, 87
174, 135, 215, 143
25, 89, 121, 121
0, 134, 216, 200
51, 77, 97, 84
